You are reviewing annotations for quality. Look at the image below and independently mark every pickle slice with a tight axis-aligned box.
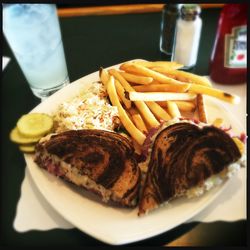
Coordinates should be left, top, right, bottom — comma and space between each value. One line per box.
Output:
17, 113, 53, 138
10, 127, 41, 144
19, 144, 36, 153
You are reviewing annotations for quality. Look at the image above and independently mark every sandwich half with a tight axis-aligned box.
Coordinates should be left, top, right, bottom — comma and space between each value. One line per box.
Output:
138, 119, 244, 215
34, 129, 140, 207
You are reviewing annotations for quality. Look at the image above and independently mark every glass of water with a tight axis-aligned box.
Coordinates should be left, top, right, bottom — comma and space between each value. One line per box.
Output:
3, 4, 69, 100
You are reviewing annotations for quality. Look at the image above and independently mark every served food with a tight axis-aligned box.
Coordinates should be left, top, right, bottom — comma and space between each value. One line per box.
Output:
10, 82, 119, 153
10, 113, 54, 153
138, 119, 244, 215
34, 129, 140, 207
53, 82, 119, 133
100, 60, 241, 148
99, 60, 245, 215
17, 113, 53, 137
11, 59, 246, 217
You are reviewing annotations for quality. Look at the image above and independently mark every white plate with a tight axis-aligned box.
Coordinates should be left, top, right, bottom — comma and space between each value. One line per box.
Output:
24, 61, 244, 245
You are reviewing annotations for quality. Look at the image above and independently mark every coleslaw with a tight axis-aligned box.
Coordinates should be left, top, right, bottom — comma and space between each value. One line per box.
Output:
53, 82, 120, 133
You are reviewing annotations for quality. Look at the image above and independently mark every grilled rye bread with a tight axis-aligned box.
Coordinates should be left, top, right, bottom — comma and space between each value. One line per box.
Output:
34, 129, 140, 207
138, 122, 242, 215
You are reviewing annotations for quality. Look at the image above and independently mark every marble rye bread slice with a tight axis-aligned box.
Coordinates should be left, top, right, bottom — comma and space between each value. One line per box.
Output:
138, 122, 242, 215
34, 129, 140, 207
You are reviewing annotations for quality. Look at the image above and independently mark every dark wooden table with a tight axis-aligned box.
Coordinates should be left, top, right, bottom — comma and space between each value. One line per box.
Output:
1, 6, 247, 247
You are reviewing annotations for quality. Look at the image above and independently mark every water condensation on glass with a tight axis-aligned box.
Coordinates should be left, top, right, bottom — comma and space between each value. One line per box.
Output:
3, 4, 69, 95
3, 5, 60, 61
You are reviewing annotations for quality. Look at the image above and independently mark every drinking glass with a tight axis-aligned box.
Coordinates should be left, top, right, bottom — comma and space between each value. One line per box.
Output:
3, 4, 69, 100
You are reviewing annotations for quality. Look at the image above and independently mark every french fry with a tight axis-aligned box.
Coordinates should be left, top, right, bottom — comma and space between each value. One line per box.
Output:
109, 68, 135, 91
196, 94, 208, 123
114, 79, 131, 109
157, 100, 196, 112
212, 118, 224, 128
232, 137, 245, 155
152, 67, 212, 87
128, 108, 148, 134
145, 101, 172, 121
120, 63, 190, 86
99, 67, 110, 87
106, 76, 146, 145
108, 68, 160, 128
174, 101, 196, 112
133, 83, 190, 93
188, 84, 240, 104
125, 109, 134, 122
166, 101, 181, 118
132, 101, 160, 128
99, 68, 131, 109
128, 91, 197, 101
103, 62, 240, 148
132, 138, 142, 155
117, 95, 122, 102
119, 71, 153, 85
130, 60, 184, 70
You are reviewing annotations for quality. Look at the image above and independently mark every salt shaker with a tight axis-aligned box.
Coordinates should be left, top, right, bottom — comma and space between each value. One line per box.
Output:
173, 4, 202, 69
159, 4, 181, 59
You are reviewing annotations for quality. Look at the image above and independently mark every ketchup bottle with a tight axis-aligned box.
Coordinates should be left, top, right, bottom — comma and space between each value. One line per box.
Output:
209, 4, 247, 84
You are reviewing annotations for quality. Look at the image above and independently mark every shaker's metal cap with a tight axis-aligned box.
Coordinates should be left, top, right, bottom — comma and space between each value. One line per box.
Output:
181, 4, 201, 21
166, 4, 182, 11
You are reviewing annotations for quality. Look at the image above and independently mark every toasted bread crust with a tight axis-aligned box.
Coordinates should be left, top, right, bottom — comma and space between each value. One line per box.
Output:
35, 129, 140, 207
138, 122, 241, 215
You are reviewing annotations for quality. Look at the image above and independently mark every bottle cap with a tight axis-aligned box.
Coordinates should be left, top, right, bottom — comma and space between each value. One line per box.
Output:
181, 4, 201, 21
163, 4, 181, 16
165, 4, 181, 11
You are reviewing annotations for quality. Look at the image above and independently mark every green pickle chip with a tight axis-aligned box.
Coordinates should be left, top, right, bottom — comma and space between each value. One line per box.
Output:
10, 127, 41, 144
17, 113, 53, 138
19, 144, 36, 153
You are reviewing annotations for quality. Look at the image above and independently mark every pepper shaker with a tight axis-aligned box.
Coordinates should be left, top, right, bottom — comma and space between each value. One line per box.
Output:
159, 4, 181, 59
173, 4, 202, 69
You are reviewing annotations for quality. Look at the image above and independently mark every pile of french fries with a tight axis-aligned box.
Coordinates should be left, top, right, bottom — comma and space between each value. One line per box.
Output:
99, 60, 240, 152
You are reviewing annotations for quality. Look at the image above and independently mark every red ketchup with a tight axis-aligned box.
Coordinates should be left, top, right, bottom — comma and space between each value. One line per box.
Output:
209, 4, 247, 84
